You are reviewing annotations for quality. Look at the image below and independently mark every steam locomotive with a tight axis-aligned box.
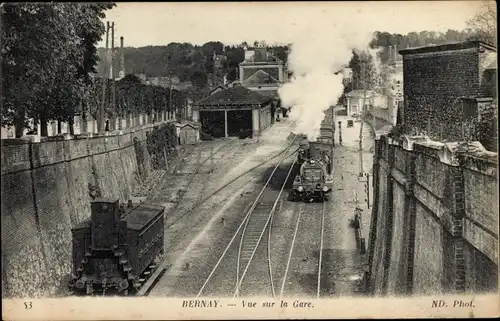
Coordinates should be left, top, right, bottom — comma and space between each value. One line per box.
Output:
291, 138, 333, 202
69, 199, 165, 295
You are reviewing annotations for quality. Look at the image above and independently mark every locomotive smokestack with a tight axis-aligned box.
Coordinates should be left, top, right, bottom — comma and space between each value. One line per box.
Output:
127, 199, 133, 208
120, 36, 125, 78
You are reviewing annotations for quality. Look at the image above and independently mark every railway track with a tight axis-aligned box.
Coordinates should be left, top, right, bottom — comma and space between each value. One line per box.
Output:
279, 199, 327, 298
234, 156, 297, 298
196, 137, 298, 298
162, 139, 236, 230
138, 140, 301, 296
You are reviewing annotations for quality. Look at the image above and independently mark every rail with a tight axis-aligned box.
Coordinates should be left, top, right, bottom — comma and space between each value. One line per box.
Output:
279, 202, 304, 298
140, 144, 300, 297
196, 136, 298, 298
234, 156, 297, 298
317, 200, 326, 298
280, 196, 327, 298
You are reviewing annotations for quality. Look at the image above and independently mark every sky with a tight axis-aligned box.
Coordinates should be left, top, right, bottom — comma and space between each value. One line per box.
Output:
97, 1, 489, 48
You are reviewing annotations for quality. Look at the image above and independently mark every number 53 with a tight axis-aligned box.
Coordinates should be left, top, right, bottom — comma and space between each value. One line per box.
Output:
24, 301, 32, 309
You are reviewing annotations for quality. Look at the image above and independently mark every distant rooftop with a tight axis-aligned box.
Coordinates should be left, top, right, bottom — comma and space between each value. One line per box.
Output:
240, 47, 283, 65
399, 40, 497, 55
194, 86, 271, 107
346, 89, 376, 98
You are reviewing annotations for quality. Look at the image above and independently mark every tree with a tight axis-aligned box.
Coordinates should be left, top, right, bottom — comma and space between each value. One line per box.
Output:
348, 50, 362, 89
77, 3, 115, 85
1, 3, 115, 137
201, 41, 224, 56
356, 50, 378, 168
466, 1, 497, 47
358, 51, 377, 90
190, 71, 208, 89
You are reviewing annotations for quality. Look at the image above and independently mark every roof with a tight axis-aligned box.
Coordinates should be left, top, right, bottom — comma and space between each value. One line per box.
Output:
122, 203, 165, 231
240, 60, 284, 66
254, 89, 279, 99
346, 90, 375, 98
179, 121, 200, 130
244, 69, 280, 85
485, 59, 497, 70
399, 40, 497, 55
194, 86, 272, 107
209, 85, 226, 95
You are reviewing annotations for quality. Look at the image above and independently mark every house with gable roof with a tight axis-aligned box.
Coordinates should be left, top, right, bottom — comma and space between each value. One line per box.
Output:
238, 47, 287, 100
192, 85, 274, 138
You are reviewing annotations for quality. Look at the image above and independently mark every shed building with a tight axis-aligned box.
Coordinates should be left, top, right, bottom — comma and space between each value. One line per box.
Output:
192, 86, 273, 138
176, 122, 200, 145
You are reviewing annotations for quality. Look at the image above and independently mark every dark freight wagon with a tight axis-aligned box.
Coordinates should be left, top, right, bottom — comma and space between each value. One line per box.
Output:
69, 199, 165, 295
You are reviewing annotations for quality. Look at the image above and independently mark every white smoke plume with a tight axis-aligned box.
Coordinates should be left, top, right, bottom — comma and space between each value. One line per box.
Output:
368, 47, 384, 80
278, 28, 377, 141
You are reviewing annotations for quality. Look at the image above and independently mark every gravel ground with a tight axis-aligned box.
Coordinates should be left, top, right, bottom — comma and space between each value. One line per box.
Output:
148, 120, 298, 297
233, 115, 375, 299
145, 114, 375, 299
322, 116, 375, 297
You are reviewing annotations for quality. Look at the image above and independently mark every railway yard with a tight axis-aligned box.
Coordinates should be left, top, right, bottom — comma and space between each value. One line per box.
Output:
124, 110, 376, 298
3, 6, 498, 320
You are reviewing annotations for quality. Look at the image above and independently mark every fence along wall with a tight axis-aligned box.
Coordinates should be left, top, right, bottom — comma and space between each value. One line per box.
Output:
0, 123, 166, 297
367, 135, 498, 296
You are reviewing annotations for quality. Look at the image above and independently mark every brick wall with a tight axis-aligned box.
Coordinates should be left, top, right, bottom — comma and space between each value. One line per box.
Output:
368, 154, 391, 295
1, 122, 171, 298
413, 205, 444, 294
386, 182, 408, 295
464, 240, 498, 293
402, 48, 481, 141
367, 135, 498, 295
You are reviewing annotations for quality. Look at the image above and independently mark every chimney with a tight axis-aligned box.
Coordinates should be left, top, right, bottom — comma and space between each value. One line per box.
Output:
120, 36, 125, 78
389, 46, 393, 62
109, 22, 114, 80
394, 44, 398, 61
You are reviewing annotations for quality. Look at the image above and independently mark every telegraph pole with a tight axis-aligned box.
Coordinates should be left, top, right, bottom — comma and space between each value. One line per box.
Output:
110, 22, 116, 131
169, 74, 174, 120
332, 105, 336, 147
363, 172, 370, 208
167, 56, 174, 120
338, 121, 343, 146
99, 22, 110, 133
359, 59, 367, 176
119, 36, 125, 129
331, 105, 335, 175
212, 49, 217, 90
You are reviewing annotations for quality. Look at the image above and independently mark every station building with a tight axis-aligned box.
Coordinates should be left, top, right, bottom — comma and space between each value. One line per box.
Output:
238, 47, 287, 100
192, 85, 273, 138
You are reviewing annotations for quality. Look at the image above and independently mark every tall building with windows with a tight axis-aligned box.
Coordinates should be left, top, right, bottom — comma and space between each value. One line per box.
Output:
238, 47, 287, 100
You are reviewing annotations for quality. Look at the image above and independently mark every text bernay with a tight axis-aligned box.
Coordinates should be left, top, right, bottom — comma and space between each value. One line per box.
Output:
182, 299, 220, 308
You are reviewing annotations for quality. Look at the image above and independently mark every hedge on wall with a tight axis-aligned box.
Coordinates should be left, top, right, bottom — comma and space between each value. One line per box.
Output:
85, 76, 186, 120
146, 122, 178, 170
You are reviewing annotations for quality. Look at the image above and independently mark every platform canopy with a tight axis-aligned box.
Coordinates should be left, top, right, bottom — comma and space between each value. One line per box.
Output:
194, 86, 272, 110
